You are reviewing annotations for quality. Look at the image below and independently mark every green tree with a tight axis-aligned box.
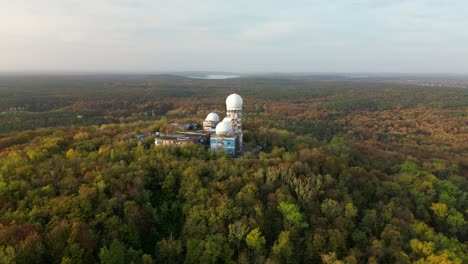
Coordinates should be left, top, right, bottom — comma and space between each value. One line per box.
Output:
201, 234, 231, 264
246, 228, 266, 252
321, 199, 342, 220
446, 209, 467, 236
141, 254, 154, 264
66, 148, 76, 159
430, 203, 448, 218
344, 202, 358, 219
272, 231, 294, 264
278, 202, 308, 229
157, 235, 182, 264
229, 220, 249, 255
0, 245, 16, 264
99, 240, 126, 264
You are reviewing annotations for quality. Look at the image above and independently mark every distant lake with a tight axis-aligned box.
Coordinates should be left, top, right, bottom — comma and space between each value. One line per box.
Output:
187, 74, 240, 79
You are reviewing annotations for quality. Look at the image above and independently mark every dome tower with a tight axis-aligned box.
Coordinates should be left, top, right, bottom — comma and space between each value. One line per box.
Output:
226, 93, 243, 133
225, 93, 243, 153
215, 120, 233, 136
203, 112, 220, 130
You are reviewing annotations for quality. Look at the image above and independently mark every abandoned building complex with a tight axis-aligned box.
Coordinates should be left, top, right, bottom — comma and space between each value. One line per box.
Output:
153, 93, 244, 155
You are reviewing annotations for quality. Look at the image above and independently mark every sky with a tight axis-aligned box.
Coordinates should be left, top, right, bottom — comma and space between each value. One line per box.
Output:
1, 0, 468, 73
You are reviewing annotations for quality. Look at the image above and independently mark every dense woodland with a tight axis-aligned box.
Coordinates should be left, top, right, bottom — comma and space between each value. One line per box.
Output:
0, 75, 467, 263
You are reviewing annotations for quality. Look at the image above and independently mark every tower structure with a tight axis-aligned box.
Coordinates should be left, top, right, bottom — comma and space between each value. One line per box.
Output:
225, 93, 243, 154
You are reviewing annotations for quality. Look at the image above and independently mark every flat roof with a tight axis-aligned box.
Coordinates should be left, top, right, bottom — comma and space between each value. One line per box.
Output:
176, 131, 212, 136
158, 133, 207, 140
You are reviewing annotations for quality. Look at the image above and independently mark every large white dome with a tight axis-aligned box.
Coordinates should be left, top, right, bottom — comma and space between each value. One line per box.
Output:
226, 93, 243, 110
205, 112, 220, 122
215, 121, 233, 136
222, 117, 231, 122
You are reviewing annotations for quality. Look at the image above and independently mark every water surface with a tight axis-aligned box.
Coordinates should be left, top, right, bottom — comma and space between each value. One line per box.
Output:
187, 74, 240, 79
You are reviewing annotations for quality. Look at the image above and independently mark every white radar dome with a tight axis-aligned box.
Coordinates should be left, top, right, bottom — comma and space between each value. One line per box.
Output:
223, 117, 231, 122
226, 93, 243, 110
215, 121, 233, 136
205, 112, 220, 122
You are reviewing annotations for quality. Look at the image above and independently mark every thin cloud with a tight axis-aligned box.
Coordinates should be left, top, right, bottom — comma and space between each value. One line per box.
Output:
241, 21, 297, 41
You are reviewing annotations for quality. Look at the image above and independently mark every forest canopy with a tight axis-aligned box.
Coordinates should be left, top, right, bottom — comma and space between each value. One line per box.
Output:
0, 75, 467, 263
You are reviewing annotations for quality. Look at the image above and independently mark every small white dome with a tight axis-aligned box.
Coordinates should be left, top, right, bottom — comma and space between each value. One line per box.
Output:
205, 112, 220, 122
215, 121, 233, 136
226, 93, 243, 110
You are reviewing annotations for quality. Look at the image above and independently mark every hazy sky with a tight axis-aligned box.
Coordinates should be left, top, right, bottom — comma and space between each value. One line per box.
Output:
1, 0, 467, 73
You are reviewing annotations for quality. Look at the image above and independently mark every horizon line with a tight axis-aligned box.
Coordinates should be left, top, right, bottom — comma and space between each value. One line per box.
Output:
1, 70, 468, 77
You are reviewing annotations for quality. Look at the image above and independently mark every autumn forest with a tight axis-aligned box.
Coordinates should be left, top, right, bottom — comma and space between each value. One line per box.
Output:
0, 74, 466, 264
